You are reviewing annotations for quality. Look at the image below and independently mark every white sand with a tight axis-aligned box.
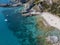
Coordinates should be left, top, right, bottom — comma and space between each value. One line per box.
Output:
41, 12, 60, 30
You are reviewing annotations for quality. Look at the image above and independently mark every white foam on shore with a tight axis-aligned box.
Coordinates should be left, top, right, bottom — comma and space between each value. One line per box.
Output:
41, 12, 60, 30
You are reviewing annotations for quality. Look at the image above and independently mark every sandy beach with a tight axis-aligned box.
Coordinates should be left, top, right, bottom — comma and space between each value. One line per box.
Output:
41, 12, 60, 30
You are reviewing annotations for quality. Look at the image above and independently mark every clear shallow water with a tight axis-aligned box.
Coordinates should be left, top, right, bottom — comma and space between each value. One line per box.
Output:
1, 7, 46, 45
2, 8, 38, 45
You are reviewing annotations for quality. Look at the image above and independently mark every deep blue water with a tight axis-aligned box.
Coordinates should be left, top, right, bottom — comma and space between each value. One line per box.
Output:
0, 0, 20, 45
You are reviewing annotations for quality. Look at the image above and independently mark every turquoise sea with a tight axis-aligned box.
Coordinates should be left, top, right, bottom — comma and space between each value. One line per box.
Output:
0, 0, 40, 45
0, 0, 20, 45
